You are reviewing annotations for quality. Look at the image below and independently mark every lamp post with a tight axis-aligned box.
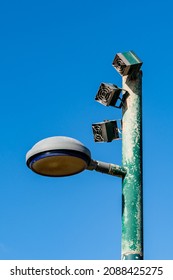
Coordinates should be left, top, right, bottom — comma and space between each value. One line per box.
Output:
121, 72, 143, 260
112, 51, 143, 259
26, 50, 143, 260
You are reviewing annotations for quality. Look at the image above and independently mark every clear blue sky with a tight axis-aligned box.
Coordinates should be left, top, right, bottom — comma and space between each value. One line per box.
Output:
0, 0, 173, 260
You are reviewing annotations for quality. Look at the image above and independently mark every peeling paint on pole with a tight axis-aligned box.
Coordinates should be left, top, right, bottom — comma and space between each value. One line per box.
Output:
122, 71, 143, 260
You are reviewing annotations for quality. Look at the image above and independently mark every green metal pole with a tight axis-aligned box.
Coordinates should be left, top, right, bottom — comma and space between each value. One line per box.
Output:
121, 71, 143, 260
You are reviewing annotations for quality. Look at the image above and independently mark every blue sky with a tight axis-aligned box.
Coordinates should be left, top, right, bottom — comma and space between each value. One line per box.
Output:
0, 0, 173, 260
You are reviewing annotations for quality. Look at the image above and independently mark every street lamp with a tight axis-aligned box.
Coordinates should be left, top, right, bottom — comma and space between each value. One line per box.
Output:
26, 136, 91, 177
26, 50, 143, 260
26, 136, 126, 178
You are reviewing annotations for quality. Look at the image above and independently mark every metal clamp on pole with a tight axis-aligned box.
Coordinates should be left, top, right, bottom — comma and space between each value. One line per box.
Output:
87, 159, 127, 178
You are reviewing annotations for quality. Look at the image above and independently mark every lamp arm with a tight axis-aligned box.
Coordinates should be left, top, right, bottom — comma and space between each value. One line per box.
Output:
87, 159, 127, 178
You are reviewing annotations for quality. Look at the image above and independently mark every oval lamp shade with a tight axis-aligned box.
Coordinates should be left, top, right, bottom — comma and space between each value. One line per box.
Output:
26, 136, 91, 177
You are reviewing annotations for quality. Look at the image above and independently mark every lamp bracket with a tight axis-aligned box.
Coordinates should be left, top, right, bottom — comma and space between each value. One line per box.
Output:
115, 91, 129, 109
